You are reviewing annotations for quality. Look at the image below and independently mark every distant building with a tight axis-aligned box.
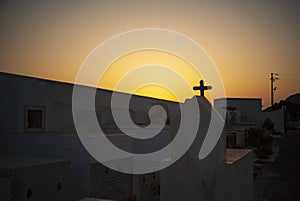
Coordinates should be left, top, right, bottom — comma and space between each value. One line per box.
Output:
214, 98, 262, 123
214, 97, 285, 148
214, 98, 262, 148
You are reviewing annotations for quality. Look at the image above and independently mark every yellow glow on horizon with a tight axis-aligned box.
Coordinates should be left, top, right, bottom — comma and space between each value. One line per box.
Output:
98, 50, 210, 102
97, 50, 208, 102
134, 85, 179, 102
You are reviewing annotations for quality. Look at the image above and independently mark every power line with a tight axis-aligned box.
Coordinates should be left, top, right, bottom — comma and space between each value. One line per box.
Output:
279, 74, 300, 78
278, 76, 300, 81
278, 78, 300, 81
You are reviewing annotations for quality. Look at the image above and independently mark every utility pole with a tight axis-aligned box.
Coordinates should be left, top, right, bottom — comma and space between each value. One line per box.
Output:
270, 73, 279, 107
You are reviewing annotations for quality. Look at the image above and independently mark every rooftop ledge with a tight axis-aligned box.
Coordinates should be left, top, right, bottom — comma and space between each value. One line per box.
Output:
226, 149, 252, 165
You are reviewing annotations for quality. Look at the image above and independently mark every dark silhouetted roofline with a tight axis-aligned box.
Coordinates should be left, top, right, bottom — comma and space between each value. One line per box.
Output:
0, 71, 180, 104
214, 97, 262, 101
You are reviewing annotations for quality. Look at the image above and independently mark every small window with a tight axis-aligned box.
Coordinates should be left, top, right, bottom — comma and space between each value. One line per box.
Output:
25, 106, 45, 132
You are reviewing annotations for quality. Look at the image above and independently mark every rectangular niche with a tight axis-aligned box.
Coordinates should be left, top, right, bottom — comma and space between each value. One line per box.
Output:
25, 106, 45, 132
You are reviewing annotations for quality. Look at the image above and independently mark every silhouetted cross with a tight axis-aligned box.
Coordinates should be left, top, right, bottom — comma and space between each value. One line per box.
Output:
193, 80, 212, 97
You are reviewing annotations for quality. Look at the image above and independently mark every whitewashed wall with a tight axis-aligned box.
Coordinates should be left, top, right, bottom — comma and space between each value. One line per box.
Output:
215, 98, 262, 122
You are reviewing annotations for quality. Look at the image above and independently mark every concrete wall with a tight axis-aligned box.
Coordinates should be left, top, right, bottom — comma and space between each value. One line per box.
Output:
228, 153, 253, 201
0, 72, 180, 200
0, 73, 254, 201
0, 73, 40, 133
0, 73, 74, 133
216, 150, 253, 201
0, 130, 172, 200
160, 97, 227, 201
0, 72, 180, 135
0, 156, 71, 201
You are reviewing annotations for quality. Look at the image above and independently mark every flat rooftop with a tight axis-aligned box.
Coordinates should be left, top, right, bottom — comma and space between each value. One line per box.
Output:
0, 155, 69, 169
226, 149, 252, 165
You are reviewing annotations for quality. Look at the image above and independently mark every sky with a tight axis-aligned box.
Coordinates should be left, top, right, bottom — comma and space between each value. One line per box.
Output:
1, 0, 300, 107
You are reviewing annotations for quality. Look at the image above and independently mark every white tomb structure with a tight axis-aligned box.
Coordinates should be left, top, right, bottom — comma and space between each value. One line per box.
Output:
0, 72, 253, 201
0, 155, 70, 201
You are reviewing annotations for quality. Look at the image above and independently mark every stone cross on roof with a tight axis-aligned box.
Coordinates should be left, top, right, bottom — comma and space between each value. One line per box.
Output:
193, 80, 212, 97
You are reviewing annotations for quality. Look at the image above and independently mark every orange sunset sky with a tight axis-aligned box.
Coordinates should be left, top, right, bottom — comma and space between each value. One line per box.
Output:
1, 0, 299, 108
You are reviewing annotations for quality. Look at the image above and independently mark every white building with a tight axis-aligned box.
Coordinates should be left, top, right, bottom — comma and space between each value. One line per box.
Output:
215, 97, 286, 148
214, 98, 262, 123
0, 72, 253, 201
